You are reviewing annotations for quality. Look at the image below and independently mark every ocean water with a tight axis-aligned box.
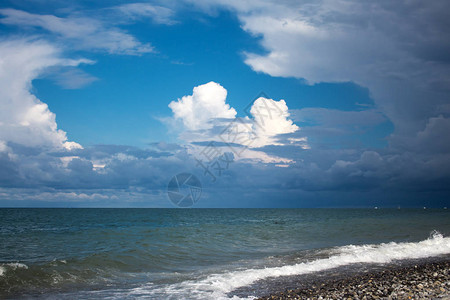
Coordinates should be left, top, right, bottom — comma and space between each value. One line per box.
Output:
0, 208, 449, 299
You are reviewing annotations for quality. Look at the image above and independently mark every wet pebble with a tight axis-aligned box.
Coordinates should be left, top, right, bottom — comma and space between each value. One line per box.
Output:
258, 260, 450, 300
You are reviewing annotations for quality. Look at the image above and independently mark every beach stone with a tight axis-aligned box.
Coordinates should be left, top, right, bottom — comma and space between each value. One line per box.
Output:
257, 260, 450, 300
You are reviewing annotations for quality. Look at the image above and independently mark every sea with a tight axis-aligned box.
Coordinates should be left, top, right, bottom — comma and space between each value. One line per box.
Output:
0, 208, 449, 299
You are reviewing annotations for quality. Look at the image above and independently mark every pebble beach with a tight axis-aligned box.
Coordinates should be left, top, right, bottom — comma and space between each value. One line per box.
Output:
258, 260, 450, 300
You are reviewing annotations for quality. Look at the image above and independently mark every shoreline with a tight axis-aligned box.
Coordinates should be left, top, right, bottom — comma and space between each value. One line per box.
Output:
257, 259, 450, 300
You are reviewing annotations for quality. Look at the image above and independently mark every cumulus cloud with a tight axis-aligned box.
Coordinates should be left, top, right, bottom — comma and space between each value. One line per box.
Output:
250, 97, 299, 147
168, 82, 300, 147
169, 81, 237, 130
0, 38, 84, 150
168, 82, 303, 163
0, 8, 154, 55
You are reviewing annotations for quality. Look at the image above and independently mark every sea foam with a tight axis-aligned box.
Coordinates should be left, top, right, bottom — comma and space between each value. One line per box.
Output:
132, 231, 450, 299
0, 262, 28, 277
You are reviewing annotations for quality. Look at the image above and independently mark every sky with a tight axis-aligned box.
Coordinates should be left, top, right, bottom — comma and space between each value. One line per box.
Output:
0, 0, 449, 207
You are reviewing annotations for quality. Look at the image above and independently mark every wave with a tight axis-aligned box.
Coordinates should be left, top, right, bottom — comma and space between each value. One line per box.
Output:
2, 232, 450, 299
134, 231, 450, 299
0, 262, 28, 277
0, 259, 113, 297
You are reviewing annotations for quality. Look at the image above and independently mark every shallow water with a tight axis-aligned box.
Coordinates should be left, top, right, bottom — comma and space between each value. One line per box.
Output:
0, 208, 449, 299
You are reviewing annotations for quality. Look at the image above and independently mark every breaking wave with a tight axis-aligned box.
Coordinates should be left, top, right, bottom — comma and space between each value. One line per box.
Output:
130, 231, 450, 299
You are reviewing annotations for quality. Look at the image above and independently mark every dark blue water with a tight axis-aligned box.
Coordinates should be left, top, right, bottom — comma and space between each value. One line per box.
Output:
0, 208, 449, 299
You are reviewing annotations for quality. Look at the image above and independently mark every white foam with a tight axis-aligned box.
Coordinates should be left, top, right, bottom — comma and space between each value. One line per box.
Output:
131, 231, 450, 299
4, 262, 28, 270
0, 262, 29, 277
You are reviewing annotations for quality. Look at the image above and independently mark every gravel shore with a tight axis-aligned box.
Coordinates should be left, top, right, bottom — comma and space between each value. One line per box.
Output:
257, 260, 450, 300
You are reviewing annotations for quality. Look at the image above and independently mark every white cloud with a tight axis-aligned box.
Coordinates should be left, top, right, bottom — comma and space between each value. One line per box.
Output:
0, 140, 8, 153
288, 137, 310, 149
209, 0, 449, 86
116, 3, 176, 25
237, 148, 294, 164
44, 67, 99, 89
63, 141, 84, 151
169, 81, 237, 130
0, 38, 83, 150
168, 82, 301, 148
168, 81, 302, 163
250, 97, 299, 147
0, 8, 154, 55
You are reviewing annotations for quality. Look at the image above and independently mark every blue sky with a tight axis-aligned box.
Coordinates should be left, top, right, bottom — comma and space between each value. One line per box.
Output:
0, 0, 449, 207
